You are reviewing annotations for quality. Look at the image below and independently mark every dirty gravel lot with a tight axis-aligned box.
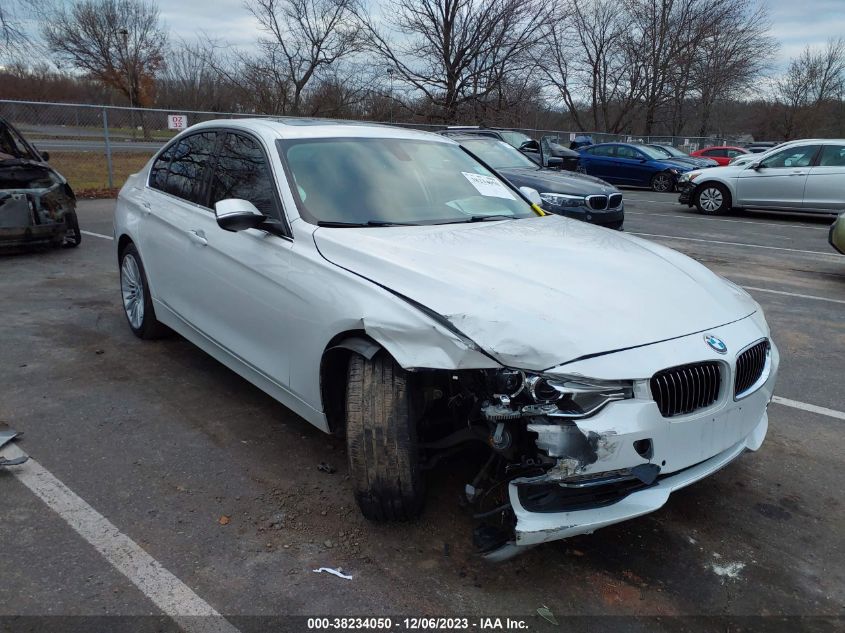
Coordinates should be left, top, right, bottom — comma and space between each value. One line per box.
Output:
1, 190, 843, 632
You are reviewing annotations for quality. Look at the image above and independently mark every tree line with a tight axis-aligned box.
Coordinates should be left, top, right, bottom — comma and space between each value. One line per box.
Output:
2, 0, 844, 140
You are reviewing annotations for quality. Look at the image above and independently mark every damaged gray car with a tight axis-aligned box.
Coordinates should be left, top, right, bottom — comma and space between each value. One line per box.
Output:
0, 117, 80, 249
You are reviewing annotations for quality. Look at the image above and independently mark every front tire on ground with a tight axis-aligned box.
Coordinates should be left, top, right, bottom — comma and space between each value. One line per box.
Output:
695, 182, 731, 215
63, 209, 81, 247
345, 352, 424, 522
119, 243, 169, 339
651, 171, 674, 193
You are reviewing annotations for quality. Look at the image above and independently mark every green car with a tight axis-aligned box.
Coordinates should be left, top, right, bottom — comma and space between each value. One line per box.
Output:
831, 211, 845, 254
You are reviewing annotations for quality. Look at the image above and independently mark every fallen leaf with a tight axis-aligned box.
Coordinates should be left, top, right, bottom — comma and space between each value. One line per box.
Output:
218, 515, 231, 525
537, 605, 558, 626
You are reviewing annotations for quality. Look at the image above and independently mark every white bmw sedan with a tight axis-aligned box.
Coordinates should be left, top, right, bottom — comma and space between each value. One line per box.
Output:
115, 119, 779, 559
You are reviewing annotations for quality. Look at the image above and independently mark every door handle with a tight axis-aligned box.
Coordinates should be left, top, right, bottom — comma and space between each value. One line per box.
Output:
187, 229, 207, 246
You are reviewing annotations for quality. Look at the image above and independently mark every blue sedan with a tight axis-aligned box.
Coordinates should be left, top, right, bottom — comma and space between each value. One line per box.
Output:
577, 143, 695, 192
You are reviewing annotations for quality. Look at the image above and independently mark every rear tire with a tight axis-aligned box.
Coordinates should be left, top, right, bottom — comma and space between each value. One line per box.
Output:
695, 183, 731, 215
119, 243, 169, 339
651, 171, 674, 193
345, 352, 424, 522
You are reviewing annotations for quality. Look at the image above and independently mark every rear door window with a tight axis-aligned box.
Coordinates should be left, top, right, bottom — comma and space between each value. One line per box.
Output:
158, 132, 217, 205
818, 145, 845, 167
587, 145, 614, 157
703, 149, 725, 157
209, 132, 280, 219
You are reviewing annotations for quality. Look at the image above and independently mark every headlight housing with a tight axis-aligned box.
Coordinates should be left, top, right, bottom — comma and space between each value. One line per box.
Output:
678, 171, 702, 183
492, 369, 633, 419
539, 192, 585, 210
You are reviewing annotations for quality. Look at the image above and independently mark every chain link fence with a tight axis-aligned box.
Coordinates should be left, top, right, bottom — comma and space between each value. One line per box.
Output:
0, 99, 728, 195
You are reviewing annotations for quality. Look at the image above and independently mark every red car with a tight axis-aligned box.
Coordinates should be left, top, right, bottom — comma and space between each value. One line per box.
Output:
690, 145, 750, 166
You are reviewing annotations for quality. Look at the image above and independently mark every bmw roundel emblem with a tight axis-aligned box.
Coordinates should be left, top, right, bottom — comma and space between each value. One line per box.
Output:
704, 334, 728, 354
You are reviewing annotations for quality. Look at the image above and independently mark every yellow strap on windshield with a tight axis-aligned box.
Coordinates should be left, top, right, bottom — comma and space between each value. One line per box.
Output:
532, 203, 546, 216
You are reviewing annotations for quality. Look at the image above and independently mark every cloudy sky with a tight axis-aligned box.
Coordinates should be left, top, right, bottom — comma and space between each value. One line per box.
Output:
10, 0, 845, 72
154, 0, 845, 69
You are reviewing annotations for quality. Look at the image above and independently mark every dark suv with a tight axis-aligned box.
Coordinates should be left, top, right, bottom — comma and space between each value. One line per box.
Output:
440, 127, 580, 171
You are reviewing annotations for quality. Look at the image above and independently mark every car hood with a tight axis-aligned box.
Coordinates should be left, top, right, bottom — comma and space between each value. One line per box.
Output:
670, 156, 717, 168
497, 167, 618, 196
313, 215, 757, 370
689, 164, 749, 178
655, 158, 695, 171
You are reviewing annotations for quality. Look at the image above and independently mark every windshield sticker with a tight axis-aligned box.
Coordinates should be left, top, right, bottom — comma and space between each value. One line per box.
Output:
462, 172, 516, 200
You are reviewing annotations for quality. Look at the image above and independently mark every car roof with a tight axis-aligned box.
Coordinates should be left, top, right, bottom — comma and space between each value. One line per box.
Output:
440, 133, 501, 142
185, 117, 453, 143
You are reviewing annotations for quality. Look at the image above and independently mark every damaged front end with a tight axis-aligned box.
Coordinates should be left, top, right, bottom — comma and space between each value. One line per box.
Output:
0, 160, 80, 249
420, 367, 656, 557
416, 342, 773, 561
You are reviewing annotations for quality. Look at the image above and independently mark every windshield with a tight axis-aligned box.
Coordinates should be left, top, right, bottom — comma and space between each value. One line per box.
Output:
279, 137, 536, 226
655, 145, 685, 157
0, 122, 39, 161
637, 145, 672, 160
498, 131, 533, 148
461, 138, 538, 170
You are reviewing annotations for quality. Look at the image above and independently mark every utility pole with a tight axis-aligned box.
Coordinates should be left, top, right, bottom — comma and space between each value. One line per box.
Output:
119, 27, 135, 132
387, 67, 395, 123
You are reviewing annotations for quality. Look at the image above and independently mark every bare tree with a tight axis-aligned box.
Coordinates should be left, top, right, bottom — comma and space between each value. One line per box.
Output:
42, 0, 167, 110
773, 38, 845, 139
0, 0, 45, 60
358, 0, 551, 123
538, 0, 645, 133
688, 0, 774, 136
159, 38, 240, 111
242, 0, 362, 115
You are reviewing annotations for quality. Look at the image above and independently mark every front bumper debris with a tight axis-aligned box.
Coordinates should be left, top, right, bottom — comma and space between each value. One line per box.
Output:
480, 317, 778, 561
677, 182, 694, 205
0, 184, 78, 247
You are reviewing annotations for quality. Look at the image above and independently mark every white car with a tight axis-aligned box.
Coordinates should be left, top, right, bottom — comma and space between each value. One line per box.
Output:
115, 119, 778, 559
679, 139, 845, 215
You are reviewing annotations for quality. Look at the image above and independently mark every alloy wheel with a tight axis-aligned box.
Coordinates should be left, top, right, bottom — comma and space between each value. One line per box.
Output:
699, 187, 724, 213
653, 173, 672, 192
121, 254, 145, 329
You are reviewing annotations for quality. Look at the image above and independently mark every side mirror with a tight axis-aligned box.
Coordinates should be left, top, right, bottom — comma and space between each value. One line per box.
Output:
750, 162, 762, 170
519, 186, 543, 206
546, 156, 564, 168
214, 199, 267, 232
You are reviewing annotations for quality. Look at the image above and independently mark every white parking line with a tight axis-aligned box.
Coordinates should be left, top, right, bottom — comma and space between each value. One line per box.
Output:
630, 231, 839, 257
1, 443, 241, 633
742, 286, 845, 305
772, 396, 845, 421
626, 210, 827, 231
81, 229, 114, 241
